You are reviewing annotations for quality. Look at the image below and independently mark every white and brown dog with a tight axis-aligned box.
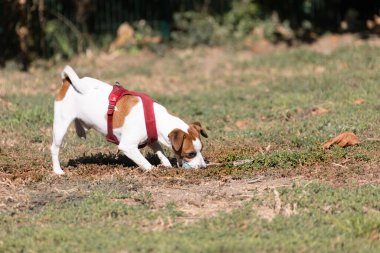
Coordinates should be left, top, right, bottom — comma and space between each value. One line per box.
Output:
51, 66, 208, 175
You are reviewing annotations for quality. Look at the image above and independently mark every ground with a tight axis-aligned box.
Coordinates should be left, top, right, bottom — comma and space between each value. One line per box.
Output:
1, 35, 380, 252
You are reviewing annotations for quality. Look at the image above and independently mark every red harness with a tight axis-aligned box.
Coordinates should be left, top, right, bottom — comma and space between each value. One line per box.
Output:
107, 84, 158, 147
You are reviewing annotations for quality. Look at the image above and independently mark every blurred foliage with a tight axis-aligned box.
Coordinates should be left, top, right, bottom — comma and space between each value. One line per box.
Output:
133, 20, 167, 55
170, 1, 292, 47
45, 20, 74, 59
1, 0, 379, 69
171, 12, 225, 48
223, 0, 261, 39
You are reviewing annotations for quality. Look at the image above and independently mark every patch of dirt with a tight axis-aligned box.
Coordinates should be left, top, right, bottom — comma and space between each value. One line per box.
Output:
2, 146, 380, 223
0, 178, 30, 212
142, 176, 295, 223
273, 158, 380, 187
0, 156, 299, 222
2, 133, 380, 217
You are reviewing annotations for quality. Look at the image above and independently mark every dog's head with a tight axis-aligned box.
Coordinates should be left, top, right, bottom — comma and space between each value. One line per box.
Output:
168, 122, 208, 169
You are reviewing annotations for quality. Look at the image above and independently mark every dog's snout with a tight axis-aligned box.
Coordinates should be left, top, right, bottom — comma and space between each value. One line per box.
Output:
201, 160, 207, 168
198, 156, 207, 169
184, 153, 207, 169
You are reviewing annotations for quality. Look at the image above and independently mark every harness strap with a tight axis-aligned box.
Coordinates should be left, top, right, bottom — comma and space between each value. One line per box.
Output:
106, 84, 158, 147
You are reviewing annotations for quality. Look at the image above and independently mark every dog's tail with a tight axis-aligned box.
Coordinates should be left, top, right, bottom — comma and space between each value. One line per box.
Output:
61, 65, 89, 94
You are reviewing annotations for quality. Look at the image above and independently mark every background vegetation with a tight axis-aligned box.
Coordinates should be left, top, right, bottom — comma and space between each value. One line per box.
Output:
1, 0, 380, 70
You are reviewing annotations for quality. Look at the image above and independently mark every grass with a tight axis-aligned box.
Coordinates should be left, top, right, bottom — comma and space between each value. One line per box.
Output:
1, 42, 380, 252
1, 184, 380, 252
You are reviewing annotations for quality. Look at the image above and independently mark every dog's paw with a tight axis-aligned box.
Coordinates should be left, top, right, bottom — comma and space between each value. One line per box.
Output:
157, 164, 171, 169
53, 168, 65, 175
140, 164, 153, 172
161, 160, 172, 167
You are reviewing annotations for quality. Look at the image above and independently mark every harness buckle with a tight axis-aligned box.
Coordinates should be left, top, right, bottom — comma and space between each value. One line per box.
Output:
107, 103, 116, 115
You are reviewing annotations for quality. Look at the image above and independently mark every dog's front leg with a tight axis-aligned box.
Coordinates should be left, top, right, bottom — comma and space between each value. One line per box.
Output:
119, 145, 153, 171
148, 142, 172, 167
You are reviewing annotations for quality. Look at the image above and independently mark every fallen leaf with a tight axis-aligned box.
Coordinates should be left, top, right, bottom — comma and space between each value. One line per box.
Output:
315, 66, 325, 73
323, 132, 360, 149
354, 99, 365, 105
49, 84, 57, 92
311, 107, 329, 116
235, 119, 251, 129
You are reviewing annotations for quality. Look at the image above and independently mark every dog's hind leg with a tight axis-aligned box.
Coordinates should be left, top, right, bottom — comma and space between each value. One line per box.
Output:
74, 119, 87, 139
148, 142, 172, 167
51, 104, 74, 175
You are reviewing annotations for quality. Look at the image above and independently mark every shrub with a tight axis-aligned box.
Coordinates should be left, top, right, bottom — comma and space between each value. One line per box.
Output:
223, 0, 262, 40
171, 11, 227, 48
171, 1, 264, 48
45, 20, 75, 59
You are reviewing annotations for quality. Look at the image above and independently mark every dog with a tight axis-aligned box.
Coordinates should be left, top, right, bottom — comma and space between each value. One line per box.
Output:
51, 66, 208, 175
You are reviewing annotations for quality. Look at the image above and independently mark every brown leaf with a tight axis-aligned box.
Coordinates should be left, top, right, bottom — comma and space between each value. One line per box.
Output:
323, 132, 360, 149
235, 119, 251, 129
49, 84, 57, 92
311, 107, 329, 116
354, 99, 365, 105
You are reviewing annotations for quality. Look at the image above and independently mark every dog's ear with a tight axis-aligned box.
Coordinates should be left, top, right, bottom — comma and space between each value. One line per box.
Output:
191, 122, 208, 138
168, 129, 186, 152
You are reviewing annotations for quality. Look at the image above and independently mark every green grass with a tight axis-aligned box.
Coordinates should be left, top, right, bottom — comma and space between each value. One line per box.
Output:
1, 184, 380, 252
2, 45, 380, 147
1, 44, 380, 252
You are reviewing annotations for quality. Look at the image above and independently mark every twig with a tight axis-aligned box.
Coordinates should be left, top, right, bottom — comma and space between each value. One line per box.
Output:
54, 187, 77, 194
207, 162, 225, 167
332, 163, 348, 168
366, 138, 380, 142
247, 175, 265, 184
273, 189, 282, 215
233, 159, 253, 166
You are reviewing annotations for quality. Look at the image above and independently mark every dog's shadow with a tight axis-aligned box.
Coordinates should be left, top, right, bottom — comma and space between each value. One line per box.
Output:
67, 152, 177, 168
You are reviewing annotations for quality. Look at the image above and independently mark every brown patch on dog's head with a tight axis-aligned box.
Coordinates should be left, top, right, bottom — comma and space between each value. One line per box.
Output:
55, 77, 71, 101
168, 123, 208, 161
168, 128, 196, 161
105, 95, 139, 128
168, 129, 186, 152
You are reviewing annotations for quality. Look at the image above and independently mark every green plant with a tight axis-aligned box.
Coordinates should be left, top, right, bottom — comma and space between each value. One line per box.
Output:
171, 11, 226, 48
45, 20, 75, 58
223, 0, 261, 39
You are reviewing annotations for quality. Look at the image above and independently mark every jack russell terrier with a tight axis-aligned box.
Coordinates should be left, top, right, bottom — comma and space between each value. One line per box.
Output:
51, 66, 208, 175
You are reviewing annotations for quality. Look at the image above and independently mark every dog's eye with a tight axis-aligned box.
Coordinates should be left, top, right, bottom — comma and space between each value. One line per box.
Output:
186, 152, 197, 158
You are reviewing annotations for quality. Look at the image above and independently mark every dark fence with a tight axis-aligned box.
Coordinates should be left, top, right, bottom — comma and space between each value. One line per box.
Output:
43, 0, 231, 36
